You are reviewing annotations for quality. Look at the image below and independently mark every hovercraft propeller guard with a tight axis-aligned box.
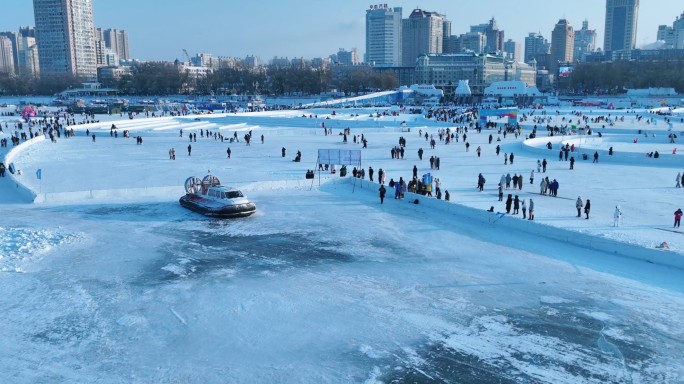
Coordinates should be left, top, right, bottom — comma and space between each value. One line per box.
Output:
185, 177, 203, 194
202, 175, 221, 194
180, 175, 257, 218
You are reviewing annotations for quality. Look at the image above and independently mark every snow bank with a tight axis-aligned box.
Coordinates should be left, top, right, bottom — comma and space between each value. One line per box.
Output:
523, 136, 684, 166
353, 178, 684, 270
2, 135, 44, 203
33, 177, 348, 204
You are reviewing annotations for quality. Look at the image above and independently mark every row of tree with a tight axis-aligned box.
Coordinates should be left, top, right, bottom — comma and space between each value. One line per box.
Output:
0, 63, 400, 97
109, 64, 398, 96
557, 60, 684, 94
0, 73, 85, 96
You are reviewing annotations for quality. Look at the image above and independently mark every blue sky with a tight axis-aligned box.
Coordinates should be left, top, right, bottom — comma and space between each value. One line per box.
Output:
3, 0, 682, 61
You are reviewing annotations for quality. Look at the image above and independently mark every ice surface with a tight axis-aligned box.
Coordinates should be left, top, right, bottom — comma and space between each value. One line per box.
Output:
1, 106, 684, 382
0, 189, 682, 382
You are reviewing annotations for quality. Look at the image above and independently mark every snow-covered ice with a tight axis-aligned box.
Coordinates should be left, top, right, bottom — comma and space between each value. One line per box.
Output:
1, 106, 684, 382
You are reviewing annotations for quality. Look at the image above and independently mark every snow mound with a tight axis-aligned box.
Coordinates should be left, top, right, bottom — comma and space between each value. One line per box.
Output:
0, 227, 81, 272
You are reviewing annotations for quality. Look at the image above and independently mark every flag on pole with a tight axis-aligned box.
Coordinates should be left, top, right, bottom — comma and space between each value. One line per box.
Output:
496, 212, 506, 219
36, 169, 41, 180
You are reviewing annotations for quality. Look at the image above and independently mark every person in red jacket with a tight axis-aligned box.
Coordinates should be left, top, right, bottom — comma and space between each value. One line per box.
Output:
675, 209, 683, 228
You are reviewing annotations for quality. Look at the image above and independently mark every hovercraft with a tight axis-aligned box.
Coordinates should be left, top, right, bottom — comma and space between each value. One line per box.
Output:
180, 175, 257, 218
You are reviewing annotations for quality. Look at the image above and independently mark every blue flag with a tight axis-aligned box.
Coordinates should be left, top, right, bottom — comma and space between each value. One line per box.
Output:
36, 169, 41, 180
496, 212, 506, 219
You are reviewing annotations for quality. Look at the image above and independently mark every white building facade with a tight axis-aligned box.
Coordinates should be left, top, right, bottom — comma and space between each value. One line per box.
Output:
401, 9, 446, 66
33, 0, 97, 78
365, 5, 402, 66
414, 53, 536, 95
0, 36, 15, 75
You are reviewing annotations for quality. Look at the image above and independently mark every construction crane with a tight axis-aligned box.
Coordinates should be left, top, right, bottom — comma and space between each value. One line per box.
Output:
182, 49, 192, 66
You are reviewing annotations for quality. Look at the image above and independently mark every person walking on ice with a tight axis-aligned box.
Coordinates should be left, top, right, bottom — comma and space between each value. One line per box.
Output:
576, 197, 583, 217
188, 144, 192, 156
613, 206, 622, 227
674, 209, 682, 228
227, 147, 231, 159
379, 185, 386, 204
528, 199, 534, 221
584, 200, 591, 219
677, 172, 681, 188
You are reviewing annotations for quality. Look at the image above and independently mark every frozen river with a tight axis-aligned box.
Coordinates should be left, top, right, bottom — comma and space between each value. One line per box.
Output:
1, 188, 683, 383
3, 106, 684, 382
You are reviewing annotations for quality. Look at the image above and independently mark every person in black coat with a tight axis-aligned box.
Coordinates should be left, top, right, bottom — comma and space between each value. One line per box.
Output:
509, 153, 514, 164
413, 165, 418, 179
282, 147, 286, 157
505, 194, 513, 213
379, 185, 386, 204
570, 156, 575, 169
584, 200, 591, 219
513, 195, 520, 214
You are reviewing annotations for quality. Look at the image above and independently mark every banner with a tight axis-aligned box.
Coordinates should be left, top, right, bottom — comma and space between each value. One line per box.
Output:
318, 149, 361, 165
479, 108, 518, 123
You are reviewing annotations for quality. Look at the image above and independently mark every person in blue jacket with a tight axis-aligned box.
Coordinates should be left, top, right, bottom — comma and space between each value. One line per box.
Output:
394, 180, 402, 200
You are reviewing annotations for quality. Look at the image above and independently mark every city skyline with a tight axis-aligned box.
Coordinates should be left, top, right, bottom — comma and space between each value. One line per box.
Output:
1, 0, 682, 62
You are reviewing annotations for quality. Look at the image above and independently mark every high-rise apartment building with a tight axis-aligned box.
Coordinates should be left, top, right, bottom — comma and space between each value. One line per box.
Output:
365, 5, 402, 66
443, 35, 462, 54
574, 20, 597, 61
103, 29, 130, 62
0, 31, 21, 75
470, 18, 504, 52
604, 0, 639, 51
550, 19, 575, 74
657, 12, 684, 49
337, 48, 360, 65
401, 9, 446, 66
462, 32, 486, 54
524, 32, 550, 63
503, 39, 521, 62
0, 36, 15, 75
33, 0, 97, 77
19, 37, 40, 77
20, 26, 36, 38
94, 27, 104, 42
442, 20, 452, 53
